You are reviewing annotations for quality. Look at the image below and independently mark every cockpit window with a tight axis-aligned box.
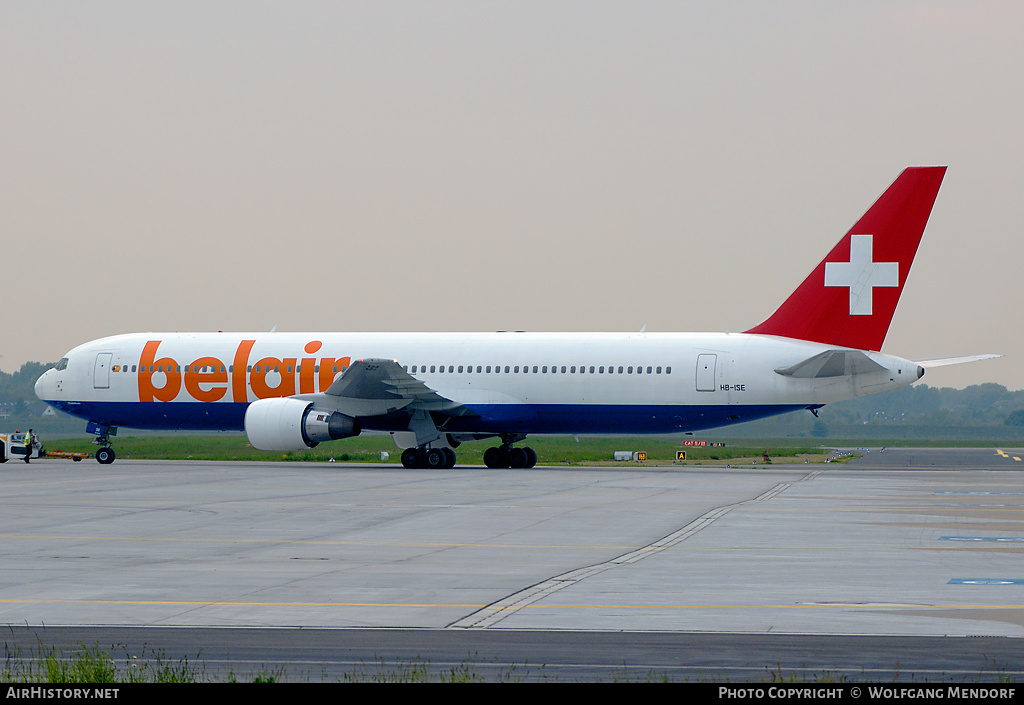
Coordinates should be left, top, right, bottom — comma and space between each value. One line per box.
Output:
55, 358, 69, 371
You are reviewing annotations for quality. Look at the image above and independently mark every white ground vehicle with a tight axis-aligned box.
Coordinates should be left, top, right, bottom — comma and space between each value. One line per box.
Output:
0, 432, 42, 463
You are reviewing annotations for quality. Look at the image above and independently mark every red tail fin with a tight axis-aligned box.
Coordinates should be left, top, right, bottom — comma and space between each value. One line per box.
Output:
744, 166, 946, 351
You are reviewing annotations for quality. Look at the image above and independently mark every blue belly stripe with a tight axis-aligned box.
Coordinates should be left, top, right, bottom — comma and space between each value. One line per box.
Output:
46, 399, 808, 435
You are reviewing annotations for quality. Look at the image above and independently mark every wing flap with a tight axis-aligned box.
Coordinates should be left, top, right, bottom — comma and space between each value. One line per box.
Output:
324, 358, 474, 417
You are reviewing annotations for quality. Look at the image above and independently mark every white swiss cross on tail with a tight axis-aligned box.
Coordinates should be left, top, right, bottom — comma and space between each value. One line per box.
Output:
824, 234, 898, 316
745, 166, 946, 351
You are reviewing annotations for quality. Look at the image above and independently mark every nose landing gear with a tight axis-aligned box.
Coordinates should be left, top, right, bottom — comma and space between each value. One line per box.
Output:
87, 422, 118, 464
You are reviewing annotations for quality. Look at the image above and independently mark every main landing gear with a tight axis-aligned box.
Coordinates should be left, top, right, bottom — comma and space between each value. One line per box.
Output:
483, 442, 537, 469
401, 446, 457, 469
398, 435, 538, 470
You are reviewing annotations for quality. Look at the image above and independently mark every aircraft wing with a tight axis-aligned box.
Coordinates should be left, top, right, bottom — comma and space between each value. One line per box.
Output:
321, 358, 475, 418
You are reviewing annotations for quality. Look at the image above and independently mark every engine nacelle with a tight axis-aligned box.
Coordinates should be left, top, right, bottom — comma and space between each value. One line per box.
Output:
244, 397, 360, 451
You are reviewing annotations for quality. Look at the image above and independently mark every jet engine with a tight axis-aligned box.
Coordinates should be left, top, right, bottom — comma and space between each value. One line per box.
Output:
244, 397, 360, 451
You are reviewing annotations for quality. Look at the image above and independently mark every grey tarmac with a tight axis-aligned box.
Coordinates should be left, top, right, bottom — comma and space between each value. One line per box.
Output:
1, 447, 1022, 680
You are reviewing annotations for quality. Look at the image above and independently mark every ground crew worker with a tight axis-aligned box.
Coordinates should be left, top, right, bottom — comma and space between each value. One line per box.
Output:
23, 429, 33, 463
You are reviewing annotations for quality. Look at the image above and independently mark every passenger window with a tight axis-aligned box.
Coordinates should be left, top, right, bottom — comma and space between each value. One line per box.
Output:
666, 366, 672, 374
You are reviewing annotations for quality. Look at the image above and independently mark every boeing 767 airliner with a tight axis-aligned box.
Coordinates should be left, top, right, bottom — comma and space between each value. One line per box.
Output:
34, 167, 997, 467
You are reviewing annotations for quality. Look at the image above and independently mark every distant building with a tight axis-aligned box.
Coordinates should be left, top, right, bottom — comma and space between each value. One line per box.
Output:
0, 399, 57, 419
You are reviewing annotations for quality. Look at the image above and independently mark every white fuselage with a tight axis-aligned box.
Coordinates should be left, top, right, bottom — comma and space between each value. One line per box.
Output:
34, 331, 922, 436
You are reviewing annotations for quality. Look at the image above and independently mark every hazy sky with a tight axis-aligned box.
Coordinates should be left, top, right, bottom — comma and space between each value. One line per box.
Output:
3, 1, 1021, 389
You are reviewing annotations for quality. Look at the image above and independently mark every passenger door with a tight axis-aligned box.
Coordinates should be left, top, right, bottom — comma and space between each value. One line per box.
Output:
93, 353, 112, 389
696, 354, 716, 392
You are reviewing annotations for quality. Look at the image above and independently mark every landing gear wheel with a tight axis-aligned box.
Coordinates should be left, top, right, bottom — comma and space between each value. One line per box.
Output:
524, 447, 537, 468
401, 448, 423, 469
484, 446, 508, 469
509, 447, 528, 469
442, 447, 457, 469
424, 447, 447, 469
96, 447, 116, 465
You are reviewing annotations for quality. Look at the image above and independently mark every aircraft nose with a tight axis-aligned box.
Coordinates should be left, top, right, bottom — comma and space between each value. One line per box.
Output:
34, 368, 52, 401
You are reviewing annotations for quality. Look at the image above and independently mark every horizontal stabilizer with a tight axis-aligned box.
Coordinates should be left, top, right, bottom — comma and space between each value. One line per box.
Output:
914, 354, 1002, 368
775, 349, 887, 379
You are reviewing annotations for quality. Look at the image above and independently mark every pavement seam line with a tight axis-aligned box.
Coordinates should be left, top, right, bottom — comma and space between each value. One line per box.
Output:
448, 470, 818, 629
